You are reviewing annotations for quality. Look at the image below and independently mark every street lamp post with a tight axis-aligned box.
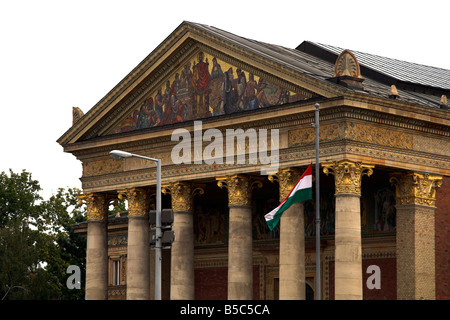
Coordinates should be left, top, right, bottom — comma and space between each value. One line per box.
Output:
109, 150, 162, 300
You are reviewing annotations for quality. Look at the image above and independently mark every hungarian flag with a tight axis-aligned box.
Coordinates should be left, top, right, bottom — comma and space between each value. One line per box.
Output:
265, 164, 313, 230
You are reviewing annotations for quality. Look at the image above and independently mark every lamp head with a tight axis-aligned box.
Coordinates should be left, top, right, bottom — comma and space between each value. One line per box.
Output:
109, 150, 132, 160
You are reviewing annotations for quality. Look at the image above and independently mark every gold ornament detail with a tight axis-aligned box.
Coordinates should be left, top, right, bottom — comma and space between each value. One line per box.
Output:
390, 172, 442, 207
118, 188, 149, 216
217, 175, 251, 206
82, 158, 123, 177
162, 182, 204, 212
288, 122, 413, 150
322, 160, 374, 195
78, 192, 109, 221
268, 167, 301, 200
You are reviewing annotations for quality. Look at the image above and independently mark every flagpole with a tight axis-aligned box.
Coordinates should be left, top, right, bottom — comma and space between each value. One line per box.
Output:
314, 103, 321, 300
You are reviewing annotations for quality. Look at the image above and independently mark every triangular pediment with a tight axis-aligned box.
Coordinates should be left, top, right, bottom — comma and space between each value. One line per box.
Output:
58, 21, 342, 146
110, 50, 316, 135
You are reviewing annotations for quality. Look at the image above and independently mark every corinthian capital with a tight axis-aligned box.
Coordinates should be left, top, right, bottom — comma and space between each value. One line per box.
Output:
268, 167, 301, 200
78, 192, 110, 221
162, 182, 203, 212
322, 160, 374, 195
390, 172, 442, 207
118, 188, 149, 217
217, 175, 251, 206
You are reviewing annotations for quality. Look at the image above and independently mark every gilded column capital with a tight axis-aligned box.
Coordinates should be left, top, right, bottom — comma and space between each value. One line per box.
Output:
217, 175, 262, 206
118, 188, 149, 217
162, 182, 204, 212
322, 160, 374, 195
268, 167, 301, 200
390, 172, 442, 207
78, 192, 109, 221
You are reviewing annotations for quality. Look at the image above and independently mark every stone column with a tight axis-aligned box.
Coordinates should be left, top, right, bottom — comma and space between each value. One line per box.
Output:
269, 168, 305, 300
390, 172, 442, 300
217, 175, 257, 300
323, 160, 374, 300
80, 193, 109, 300
119, 188, 150, 300
163, 182, 203, 300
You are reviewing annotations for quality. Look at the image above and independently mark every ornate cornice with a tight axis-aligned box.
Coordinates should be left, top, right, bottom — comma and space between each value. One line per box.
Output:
390, 172, 442, 207
79, 139, 450, 193
322, 160, 374, 195
68, 102, 449, 161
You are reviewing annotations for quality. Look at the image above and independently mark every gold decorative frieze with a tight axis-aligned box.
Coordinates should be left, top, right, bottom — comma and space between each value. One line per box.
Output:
390, 172, 443, 207
268, 167, 301, 200
78, 192, 110, 221
289, 122, 413, 150
322, 160, 374, 195
79, 141, 450, 192
118, 188, 149, 216
83, 159, 123, 177
162, 182, 204, 212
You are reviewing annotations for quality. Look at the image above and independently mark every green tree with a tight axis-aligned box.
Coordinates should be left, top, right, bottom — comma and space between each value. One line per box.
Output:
39, 187, 87, 300
0, 170, 87, 300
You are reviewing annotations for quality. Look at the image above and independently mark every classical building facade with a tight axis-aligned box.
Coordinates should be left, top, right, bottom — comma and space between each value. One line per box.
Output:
59, 21, 450, 300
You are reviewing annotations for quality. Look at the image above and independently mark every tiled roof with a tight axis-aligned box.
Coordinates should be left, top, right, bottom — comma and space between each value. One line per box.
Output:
307, 42, 450, 91
188, 22, 448, 109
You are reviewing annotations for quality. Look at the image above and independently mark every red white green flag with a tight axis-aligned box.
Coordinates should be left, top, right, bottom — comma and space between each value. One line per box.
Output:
264, 164, 313, 230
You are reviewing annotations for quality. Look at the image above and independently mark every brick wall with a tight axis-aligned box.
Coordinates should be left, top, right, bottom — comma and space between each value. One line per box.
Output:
328, 258, 396, 300
363, 258, 396, 300
195, 267, 228, 300
194, 266, 260, 300
435, 175, 450, 300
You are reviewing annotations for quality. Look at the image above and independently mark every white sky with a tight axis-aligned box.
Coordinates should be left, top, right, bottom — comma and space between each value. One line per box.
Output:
1, 0, 449, 200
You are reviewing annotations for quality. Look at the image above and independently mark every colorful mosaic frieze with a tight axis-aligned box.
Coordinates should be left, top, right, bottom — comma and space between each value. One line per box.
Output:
114, 51, 307, 133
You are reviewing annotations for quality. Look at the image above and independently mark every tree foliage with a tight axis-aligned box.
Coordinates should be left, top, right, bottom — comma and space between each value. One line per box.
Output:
0, 170, 87, 300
